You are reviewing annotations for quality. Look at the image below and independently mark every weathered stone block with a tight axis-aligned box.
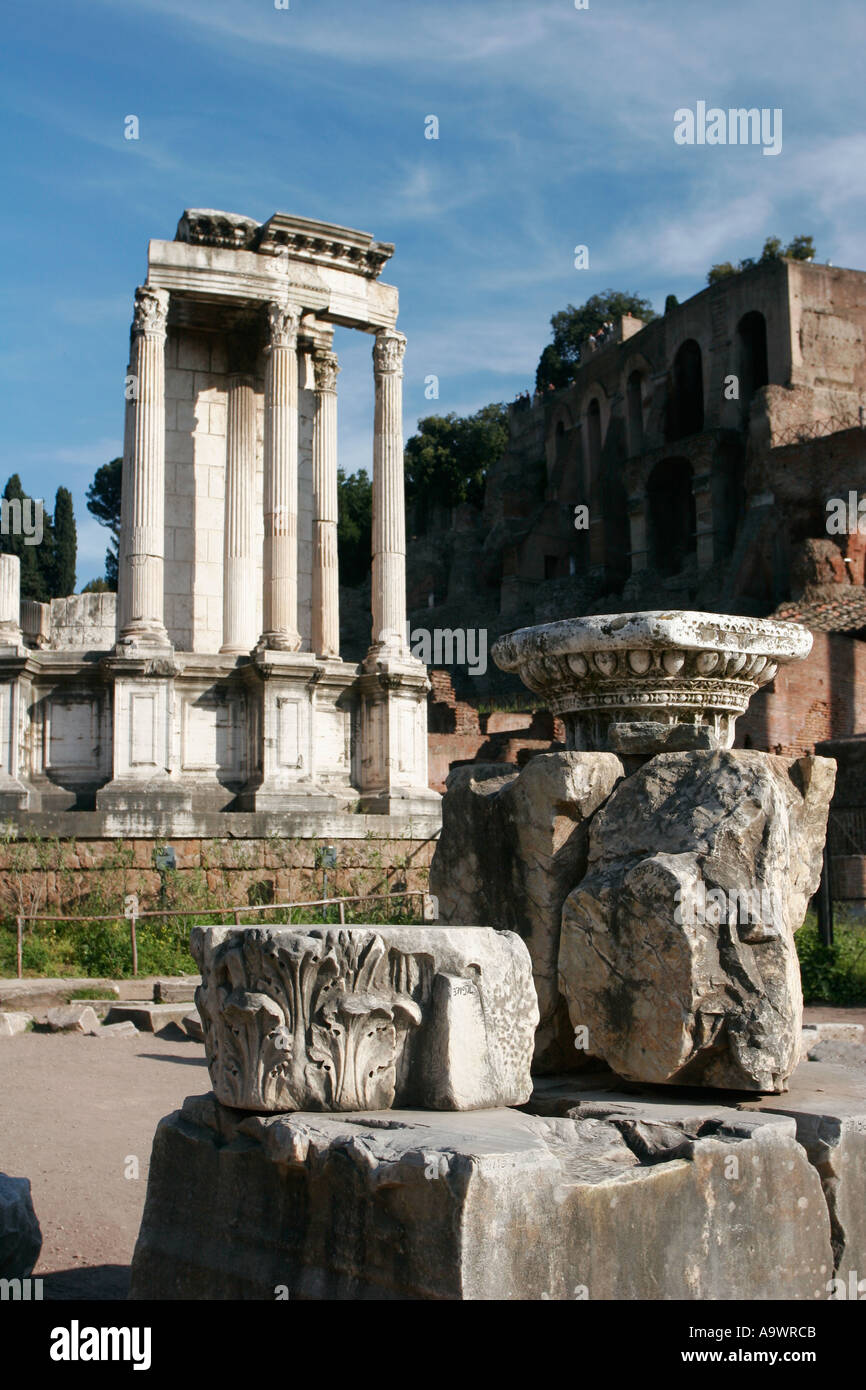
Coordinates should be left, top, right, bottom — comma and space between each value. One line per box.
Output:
46, 1004, 101, 1035
129, 1092, 832, 1301
191, 924, 538, 1112
0, 1011, 32, 1037
559, 751, 835, 1091
430, 752, 624, 1070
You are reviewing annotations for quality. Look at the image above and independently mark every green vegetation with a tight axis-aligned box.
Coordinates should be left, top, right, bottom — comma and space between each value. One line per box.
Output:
404, 404, 510, 529
707, 234, 816, 285
796, 911, 866, 1005
535, 291, 658, 391
0, 477, 79, 602
85, 456, 122, 589
336, 467, 373, 586
0, 832, 426, 979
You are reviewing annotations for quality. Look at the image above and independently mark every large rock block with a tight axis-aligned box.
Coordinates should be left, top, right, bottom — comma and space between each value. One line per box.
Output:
0, 1174, 42, 1279
430, 752, 624, 1070
560, 750, 835, 1091
191, 924, 538, 1112
129, 1092, 832, 1300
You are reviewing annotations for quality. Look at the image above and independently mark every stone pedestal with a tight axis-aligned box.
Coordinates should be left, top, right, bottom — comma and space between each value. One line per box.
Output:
129, 1060, 862, 1300
95, 654, 193, 823
240, 650, 357, 812
356, 658, 441, 817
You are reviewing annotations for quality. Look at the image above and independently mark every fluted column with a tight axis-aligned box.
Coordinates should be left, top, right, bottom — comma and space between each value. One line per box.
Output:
370, 328, 408, 655
119, 285, 170, 646
221, 374, 257, 652
260, 302, 301, 651
312, 349, 341, 658
0, 554, 21, 644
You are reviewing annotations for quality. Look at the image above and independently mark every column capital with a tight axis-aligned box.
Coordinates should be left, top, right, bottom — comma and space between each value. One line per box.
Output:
267, 301, 302, 351
373, 328, 406, 377
132, 285, 169, 337
312, 348, 340, 393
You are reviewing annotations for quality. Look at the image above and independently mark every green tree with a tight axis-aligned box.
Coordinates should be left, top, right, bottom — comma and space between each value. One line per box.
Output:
336, 468, 373, 588
81, 576, 112, 593
0, 474, 54, 601
536, 290, 657, 390
51, 486, 76, 597
86, 457, 122, 589
404, 404, 509, 527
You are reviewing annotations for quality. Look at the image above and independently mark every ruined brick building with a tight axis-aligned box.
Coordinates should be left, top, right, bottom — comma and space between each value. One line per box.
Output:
410, 256, 866, 902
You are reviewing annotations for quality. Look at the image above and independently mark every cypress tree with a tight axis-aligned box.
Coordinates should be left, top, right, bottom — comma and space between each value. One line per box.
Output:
51, 486, 77, 597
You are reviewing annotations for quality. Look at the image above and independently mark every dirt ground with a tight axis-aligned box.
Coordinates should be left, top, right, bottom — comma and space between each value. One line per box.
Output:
0, 1028, 207, 1299
1, 1005, 865, 1301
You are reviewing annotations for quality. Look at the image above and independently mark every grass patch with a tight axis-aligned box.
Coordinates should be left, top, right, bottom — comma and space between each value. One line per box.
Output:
797, 909, 866, 1006
0, 895, 423, 980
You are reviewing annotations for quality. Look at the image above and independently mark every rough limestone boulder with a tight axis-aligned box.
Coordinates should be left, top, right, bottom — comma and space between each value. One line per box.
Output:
430, 752, 624, 1070
559, 750, 835, 1092
192, 924, 538, 1112
0, 1174, 42, 1278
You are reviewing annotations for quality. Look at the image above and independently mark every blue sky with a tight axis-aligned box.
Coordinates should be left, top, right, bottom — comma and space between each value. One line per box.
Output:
2, 0, 865, 586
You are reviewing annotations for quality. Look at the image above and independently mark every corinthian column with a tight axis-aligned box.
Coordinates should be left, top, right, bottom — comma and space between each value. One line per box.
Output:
119, 285, 170, 646
221, 374, 257, 653
370, 328, 408, 655
260, 302, 302, 652
312, 349, 341, 658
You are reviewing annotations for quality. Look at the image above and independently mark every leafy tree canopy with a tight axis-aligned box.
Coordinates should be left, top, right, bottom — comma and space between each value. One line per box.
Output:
86, 457, 122, 589
536, 290, 658, 390
337, 468, 373, 588
404, 404, 510, 526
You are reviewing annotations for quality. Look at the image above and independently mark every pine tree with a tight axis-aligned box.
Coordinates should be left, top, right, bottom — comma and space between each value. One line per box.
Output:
1, 474, 47, 600
51, 486, 77, 597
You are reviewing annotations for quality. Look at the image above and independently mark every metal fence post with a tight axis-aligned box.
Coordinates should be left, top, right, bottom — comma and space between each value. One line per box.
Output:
16, 915, 23, 979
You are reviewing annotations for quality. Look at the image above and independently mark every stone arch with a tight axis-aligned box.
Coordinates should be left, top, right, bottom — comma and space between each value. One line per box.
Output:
647, 456, 696, 576
736, 310, 769, 421
626, 369, 645, 455
665, 339, 704, 442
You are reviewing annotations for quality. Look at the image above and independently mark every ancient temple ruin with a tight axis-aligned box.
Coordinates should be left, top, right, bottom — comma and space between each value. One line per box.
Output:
0, 210, 440, 832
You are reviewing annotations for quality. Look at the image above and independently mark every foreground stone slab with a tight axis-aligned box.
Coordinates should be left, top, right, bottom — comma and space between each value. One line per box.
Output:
129, 1091, 832, 1300
0, 1174, 42, 1279
559, 750, 835, 1091
153, 977, 200, 1004
430, 752, 623, 1070
191, 924, 537, 1112
45, 1004, 101, 1035
104, 1002, 191, 1034
0, 1011, 32, 1037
